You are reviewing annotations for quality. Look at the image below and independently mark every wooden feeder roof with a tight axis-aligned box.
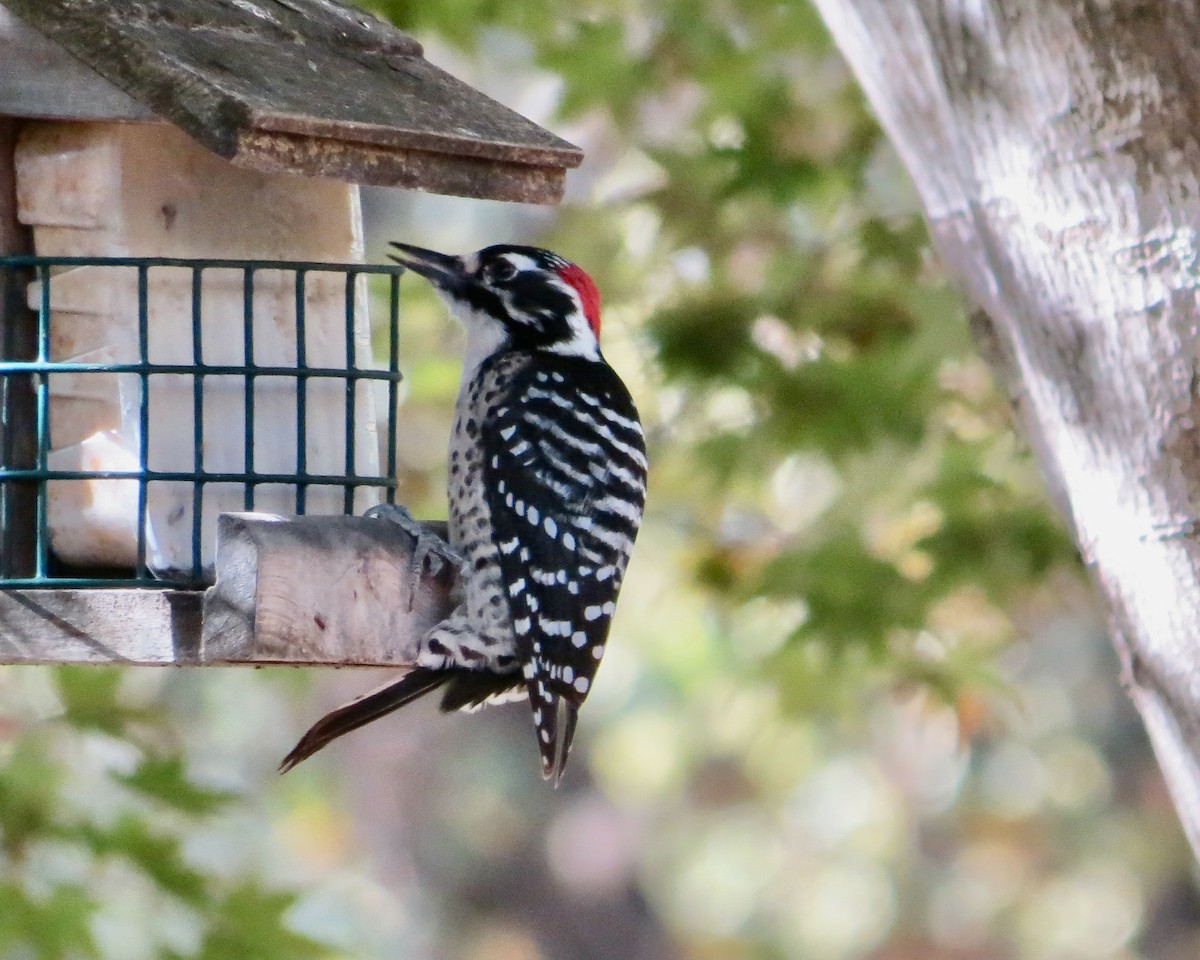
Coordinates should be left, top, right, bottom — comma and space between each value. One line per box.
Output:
0, 0, 583, 204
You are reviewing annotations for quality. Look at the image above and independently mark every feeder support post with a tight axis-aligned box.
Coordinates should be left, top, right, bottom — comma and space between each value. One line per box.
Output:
0, 117, 36, 578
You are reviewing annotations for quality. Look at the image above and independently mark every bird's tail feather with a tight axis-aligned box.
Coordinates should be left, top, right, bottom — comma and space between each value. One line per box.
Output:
438, 671, 525, 712
529, 686, 581, 785
279, 668, 449, 773
556, 703, 579, 786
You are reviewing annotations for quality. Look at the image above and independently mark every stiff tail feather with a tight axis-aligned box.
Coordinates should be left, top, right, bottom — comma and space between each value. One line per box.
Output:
557, 703, 579, 784
438, 671, 525, 712
279, 668, 449, 772
529, 684, 581, 785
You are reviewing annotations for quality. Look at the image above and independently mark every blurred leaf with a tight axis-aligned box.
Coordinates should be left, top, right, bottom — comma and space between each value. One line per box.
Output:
54, 667, 151, 737
78, 815, 207, 904
761, 532, 925, 652
0, 882, 98, 960
117, 755, 236, 817
0, 736, 63, 855
183, 883, 328, 960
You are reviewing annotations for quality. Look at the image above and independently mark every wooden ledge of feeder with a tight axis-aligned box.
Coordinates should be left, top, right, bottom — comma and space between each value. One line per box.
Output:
201, 512, 454, 667
0, 0, 582, 204
0, 513, 455, 667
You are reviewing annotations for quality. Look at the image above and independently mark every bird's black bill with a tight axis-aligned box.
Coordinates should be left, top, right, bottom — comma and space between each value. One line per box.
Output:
388, 242, 469, 292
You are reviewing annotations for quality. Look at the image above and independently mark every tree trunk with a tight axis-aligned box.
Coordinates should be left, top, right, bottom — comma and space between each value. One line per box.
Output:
811, 0, 1200, 857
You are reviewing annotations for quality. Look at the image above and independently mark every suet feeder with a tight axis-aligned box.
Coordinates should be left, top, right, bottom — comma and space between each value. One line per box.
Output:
0, 0, 582, 666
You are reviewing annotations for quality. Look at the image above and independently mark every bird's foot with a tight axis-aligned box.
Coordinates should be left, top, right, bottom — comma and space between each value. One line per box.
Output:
365, 503, 463, 611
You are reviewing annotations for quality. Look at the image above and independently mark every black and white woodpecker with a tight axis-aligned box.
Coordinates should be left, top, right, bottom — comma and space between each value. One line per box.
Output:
280, 243, 647, 782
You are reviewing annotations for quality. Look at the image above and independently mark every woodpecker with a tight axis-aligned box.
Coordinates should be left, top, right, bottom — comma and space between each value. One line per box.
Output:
280, 243, 647, 781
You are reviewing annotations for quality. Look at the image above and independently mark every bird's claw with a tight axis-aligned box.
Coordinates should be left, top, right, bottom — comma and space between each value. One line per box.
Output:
365, 503, 463, 611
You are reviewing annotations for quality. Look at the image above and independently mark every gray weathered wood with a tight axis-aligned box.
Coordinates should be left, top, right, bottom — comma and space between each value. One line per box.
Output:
0, 513, 454, 665
0, 0, 582, 202
0, 589, 204, 664
814, 0, 1200, 860
0, 8, 156, 121
0, 116, 37, 578
202, 512, 454, 665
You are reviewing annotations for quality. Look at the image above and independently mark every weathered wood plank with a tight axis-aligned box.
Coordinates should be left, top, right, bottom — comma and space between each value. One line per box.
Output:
0, 589, 204, 664
201, 513, 454, 665
232, 129, 569, 205
0, 514, 455, 665
0, 8, 157, 121
0, 0, 582, 201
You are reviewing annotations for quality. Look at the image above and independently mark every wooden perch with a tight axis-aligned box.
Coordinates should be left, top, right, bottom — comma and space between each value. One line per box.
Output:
0, 513, 455, 666
202, 513, 454, 665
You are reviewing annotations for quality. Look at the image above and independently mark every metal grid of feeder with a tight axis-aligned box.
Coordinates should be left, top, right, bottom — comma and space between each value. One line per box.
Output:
0, 255, 405, 589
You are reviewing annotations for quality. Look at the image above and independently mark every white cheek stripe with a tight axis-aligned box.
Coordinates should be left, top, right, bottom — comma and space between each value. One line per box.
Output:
544, 276, 600, 358
456, 311, 511, 384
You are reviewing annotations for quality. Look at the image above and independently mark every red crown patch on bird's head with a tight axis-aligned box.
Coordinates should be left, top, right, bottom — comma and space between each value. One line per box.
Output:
555, 262, 602, 340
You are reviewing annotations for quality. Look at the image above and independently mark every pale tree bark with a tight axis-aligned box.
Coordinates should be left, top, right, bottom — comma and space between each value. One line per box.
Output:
811, 0, 1200, 856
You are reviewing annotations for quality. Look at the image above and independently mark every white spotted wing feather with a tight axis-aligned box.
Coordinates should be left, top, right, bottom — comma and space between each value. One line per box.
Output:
481, 353, 647, 779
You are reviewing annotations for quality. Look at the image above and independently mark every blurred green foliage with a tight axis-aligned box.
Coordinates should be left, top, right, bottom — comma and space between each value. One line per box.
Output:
0, 669, 328, 959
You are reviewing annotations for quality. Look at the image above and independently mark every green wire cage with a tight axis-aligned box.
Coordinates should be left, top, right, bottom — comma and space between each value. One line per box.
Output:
0, 255, 406, 590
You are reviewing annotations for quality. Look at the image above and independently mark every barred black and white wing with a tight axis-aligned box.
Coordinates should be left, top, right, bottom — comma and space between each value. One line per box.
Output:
481, 353, 647, 781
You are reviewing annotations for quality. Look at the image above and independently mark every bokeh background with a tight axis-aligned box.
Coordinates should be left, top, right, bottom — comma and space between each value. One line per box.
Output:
2, 2, 1199, 958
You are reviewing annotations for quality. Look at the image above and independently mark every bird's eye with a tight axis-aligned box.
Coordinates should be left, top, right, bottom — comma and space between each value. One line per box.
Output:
486, 259, 518, 284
